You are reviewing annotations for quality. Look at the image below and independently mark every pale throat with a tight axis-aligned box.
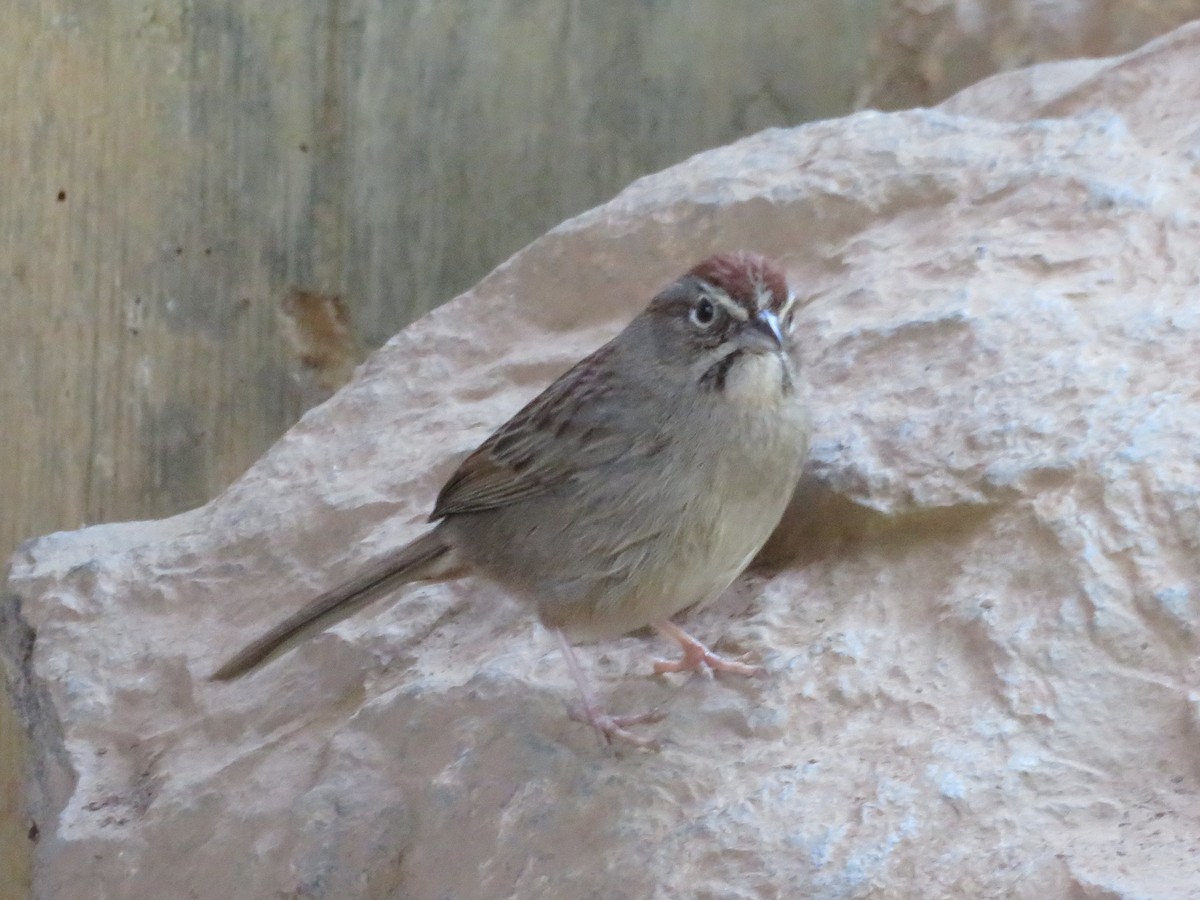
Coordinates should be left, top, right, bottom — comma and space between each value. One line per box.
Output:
721, 350, 789, 410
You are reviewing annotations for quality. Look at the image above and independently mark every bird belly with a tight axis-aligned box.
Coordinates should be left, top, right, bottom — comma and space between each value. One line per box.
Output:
548, 472, 790, 640
448, 380, 809, 642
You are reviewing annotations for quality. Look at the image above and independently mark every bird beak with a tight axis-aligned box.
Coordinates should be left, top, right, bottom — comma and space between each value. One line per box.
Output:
741, 309, 784, 352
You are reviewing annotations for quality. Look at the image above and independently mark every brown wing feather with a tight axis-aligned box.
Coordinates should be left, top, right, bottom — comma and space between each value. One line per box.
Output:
431, 343, 632, 519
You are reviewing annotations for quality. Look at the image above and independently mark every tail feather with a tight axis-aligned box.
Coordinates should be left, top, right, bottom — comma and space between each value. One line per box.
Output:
210, 528, 456, 681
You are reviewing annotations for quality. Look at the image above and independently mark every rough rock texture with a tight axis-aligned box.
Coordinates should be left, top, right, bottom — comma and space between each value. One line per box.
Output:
860, 0, 1200, 110
7, 21, 1200, 900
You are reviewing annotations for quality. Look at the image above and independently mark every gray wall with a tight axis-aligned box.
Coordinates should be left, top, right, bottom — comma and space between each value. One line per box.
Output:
1, 1, 882, 550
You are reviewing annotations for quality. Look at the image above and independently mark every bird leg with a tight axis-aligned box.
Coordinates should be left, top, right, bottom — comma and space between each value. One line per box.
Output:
555, 630, 664, 749
652, 620, 765, 678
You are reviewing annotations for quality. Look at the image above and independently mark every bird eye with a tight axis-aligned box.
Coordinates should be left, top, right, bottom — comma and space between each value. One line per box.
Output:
690, 297, 717, 328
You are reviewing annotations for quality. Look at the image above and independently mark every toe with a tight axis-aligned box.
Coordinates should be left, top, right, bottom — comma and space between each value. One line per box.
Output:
567, 705, 664, 750
653, 649, 763, 679
706, 654, 766, 678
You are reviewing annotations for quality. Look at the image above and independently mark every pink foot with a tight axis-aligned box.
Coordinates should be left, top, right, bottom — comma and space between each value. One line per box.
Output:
653, 620, 765, 679
567, 705, 666, 750
554, 629, 664, 750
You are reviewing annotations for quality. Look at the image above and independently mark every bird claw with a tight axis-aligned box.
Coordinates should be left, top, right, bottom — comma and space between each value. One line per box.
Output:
652, 620, 766, 679
652, 643, 765, 679
568, 704, 666, 750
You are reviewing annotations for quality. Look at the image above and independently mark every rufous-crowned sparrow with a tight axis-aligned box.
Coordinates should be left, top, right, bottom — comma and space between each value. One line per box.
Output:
213, 252, 810, 747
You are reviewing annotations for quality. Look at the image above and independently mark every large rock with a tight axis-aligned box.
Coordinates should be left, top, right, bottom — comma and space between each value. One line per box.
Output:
860, 0, 1200, 109
6, 21, 1200, 900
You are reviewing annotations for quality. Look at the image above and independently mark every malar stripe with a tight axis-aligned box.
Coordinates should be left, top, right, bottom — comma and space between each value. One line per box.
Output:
699, 349, 743, 392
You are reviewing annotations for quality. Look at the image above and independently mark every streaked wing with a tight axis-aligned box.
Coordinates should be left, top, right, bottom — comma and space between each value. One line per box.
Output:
431, 343, 655, 519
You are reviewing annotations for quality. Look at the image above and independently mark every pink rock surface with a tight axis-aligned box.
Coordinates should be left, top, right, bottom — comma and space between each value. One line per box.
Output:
6, 21, 1200, 899
860, 0, 1200, 110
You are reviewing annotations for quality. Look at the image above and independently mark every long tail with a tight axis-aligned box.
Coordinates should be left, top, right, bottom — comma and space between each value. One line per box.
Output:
210, 528, 457, 681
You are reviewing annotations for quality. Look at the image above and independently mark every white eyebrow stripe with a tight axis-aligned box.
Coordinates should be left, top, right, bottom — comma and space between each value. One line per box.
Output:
707, 289, 749, 320
779, 290, 798, 318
